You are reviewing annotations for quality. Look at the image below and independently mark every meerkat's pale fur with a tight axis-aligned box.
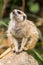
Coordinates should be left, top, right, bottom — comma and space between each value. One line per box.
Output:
0, 9, 39, 58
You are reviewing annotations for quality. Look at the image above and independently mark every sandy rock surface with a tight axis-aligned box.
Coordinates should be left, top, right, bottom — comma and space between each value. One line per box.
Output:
0, 51, 39, 65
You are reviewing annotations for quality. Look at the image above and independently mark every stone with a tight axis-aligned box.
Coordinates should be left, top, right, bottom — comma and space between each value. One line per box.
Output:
0, 51, 39, 65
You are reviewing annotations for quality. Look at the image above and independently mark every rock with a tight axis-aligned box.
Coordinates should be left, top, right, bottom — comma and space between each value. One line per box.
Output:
0, 51, 39, 65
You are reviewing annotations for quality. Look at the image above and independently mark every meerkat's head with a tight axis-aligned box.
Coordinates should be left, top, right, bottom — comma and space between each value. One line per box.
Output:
10, 9, 27, 22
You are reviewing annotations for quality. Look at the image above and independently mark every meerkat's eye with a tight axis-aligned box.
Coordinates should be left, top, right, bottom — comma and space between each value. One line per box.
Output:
17, 11, 21, 14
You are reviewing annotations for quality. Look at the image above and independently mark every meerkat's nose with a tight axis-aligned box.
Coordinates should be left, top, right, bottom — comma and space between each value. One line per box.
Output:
13, 11, 15, 14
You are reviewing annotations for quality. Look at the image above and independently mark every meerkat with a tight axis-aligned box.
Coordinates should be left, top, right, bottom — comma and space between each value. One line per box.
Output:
0, 9, 39, 58
7, 9, 39, 52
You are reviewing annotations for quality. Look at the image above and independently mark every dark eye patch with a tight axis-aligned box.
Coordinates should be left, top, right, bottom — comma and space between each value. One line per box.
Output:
23, 16, 25, 20
17, 11, 21, 14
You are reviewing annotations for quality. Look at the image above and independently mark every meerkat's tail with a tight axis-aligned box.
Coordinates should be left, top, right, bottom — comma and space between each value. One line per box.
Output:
0, 47, 11, 59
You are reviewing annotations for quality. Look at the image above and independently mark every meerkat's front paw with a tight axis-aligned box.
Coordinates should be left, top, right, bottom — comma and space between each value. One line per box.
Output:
23, 47, 28, 50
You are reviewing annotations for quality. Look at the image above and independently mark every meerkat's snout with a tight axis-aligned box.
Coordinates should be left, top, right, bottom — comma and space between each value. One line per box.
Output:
10, 9, 27, 22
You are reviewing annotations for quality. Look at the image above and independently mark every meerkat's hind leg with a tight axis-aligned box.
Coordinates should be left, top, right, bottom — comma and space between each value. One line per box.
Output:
7, 33, 19, 53
7, 34, 15, 51
24, 33, 39, 50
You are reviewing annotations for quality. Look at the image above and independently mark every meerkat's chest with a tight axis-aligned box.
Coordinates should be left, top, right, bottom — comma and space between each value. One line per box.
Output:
11, 22, 29, 38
